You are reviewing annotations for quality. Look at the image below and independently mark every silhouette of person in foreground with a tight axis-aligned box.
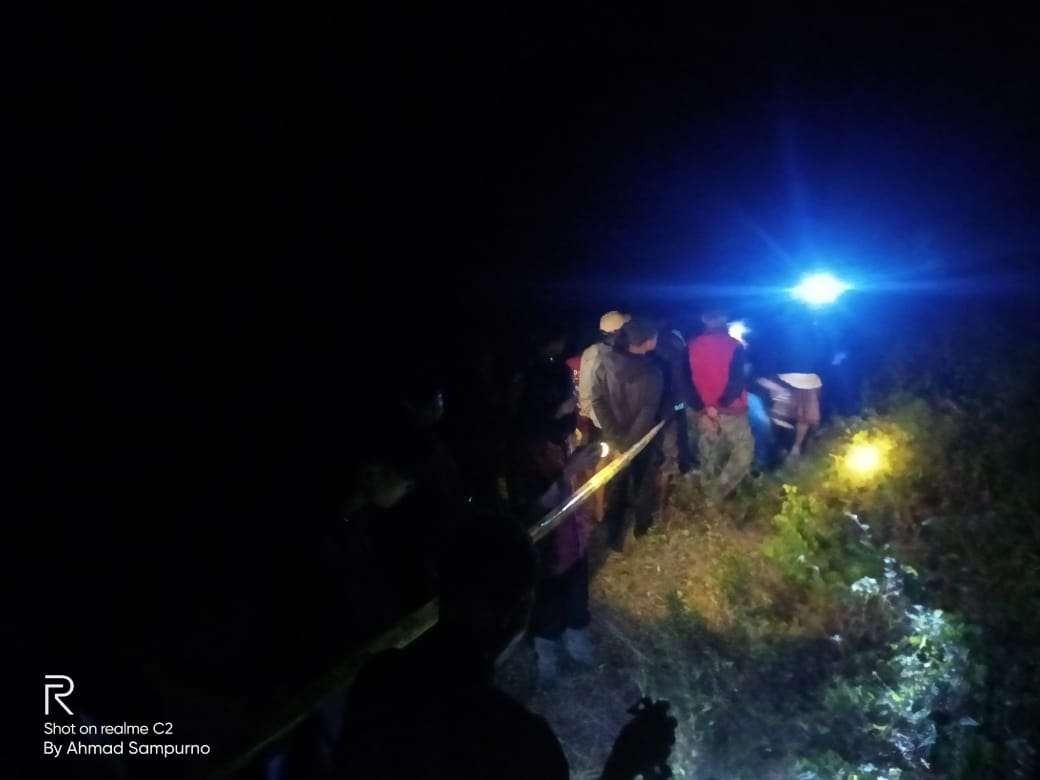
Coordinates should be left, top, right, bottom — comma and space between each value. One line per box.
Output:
337, 517, 677, 779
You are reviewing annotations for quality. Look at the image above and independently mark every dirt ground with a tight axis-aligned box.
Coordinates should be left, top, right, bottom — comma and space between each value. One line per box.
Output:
498, 475, 767, 777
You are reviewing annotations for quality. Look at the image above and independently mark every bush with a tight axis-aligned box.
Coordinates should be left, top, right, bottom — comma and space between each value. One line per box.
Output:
763, 484, 883, 593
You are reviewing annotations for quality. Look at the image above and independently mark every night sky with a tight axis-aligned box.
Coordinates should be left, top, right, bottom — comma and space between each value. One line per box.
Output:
26, 6, 1040, 303
16, 3, 1040, 712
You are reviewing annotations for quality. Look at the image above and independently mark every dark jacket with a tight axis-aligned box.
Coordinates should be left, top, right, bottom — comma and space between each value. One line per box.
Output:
653, 330, 695, 409
591, 349, 665, 449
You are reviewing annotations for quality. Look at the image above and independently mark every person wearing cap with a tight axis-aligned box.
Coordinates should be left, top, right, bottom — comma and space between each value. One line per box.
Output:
578, 311, 631, 433
592, 318, 664, 551
688, 308, 754, 501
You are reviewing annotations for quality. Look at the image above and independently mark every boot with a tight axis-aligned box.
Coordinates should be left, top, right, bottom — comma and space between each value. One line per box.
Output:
533, 637, 563, 687
562, 628, 596, 668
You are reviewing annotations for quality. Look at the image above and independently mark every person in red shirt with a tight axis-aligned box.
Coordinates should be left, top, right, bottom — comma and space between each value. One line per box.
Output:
688, 308, 754, 502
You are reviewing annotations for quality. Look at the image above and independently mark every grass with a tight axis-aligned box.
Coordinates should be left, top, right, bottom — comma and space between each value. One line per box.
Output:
497, 384, 1039, 778
499, 464, 863, 778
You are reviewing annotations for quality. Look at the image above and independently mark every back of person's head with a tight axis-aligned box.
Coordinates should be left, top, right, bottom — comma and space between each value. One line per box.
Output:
438, 517, 536, 653
701, 307, 728, 331
606, 324, 629, 350
527, 325, 568, 361
623, 318, 659, 353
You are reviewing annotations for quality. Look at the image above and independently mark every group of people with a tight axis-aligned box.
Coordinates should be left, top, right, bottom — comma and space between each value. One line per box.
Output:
277, 303, 843, 779
576, 305, 827, 534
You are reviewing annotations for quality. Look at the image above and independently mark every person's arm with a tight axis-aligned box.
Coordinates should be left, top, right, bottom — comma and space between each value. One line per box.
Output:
671, 354, 694, 408
591, 359, 623, 444
719, 344, 747, 408
578, 346, 597, 418
757, 376, 783, 395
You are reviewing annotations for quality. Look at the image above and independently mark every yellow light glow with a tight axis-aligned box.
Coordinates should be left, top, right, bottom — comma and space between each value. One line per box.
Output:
844, 443, 883, 477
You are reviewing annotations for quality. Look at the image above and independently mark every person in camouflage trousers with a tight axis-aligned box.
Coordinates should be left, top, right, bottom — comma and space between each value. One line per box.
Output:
688, 308, 754, 502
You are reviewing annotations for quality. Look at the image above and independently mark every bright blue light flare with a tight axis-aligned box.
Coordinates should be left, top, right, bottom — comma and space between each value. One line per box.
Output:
728, 320, 750, 344
791, 273, 851, 305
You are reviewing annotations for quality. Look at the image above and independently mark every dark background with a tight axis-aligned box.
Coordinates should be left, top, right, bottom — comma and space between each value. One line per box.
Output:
14, 1, 1040, 762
